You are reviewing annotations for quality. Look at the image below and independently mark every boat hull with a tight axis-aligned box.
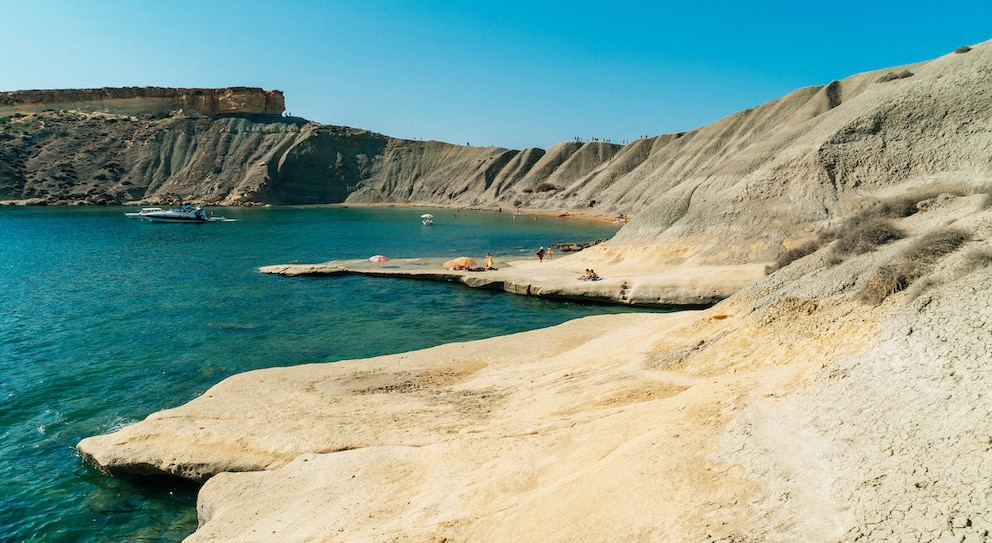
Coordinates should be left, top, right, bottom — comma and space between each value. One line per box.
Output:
140, 215, 209, 223
139, 205, 209, 222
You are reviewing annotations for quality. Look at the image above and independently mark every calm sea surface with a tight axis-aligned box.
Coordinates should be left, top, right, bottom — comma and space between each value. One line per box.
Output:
0, 205, 654, 542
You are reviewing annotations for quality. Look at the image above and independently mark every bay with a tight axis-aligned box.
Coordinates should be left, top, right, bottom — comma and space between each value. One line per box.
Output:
0, 205, 650, 542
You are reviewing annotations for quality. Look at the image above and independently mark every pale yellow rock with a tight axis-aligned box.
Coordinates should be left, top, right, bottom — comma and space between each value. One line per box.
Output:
258, 241, 768, 307
74, 41, 992, 542
79, 287, 879, 542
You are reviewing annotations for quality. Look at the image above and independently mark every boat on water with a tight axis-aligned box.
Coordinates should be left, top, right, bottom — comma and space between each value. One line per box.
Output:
138, 204, 217, 223
124, 207, 164, 218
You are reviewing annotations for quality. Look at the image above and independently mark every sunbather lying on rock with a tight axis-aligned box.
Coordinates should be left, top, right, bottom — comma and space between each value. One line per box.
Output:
578, 269, 601, 281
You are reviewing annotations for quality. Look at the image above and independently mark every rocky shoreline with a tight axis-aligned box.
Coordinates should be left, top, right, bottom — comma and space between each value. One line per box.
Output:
73, 40, 992, 541
78, 186, 992, 541
257, 250, 756, 308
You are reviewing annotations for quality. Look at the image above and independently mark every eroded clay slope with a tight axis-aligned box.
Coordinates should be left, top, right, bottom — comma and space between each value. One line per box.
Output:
5, 42, 992, 270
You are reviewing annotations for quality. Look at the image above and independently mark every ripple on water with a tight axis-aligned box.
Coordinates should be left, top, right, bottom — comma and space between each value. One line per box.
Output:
0, 205, 644, 541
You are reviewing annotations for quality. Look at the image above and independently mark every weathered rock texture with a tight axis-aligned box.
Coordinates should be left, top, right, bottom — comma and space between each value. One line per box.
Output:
0, 87, 284, 116
72, 40, 992, 542
258, 256, 763, 308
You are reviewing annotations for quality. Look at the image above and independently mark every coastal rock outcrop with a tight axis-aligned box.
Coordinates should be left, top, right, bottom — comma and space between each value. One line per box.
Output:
63, 38, 992, 542
77, 189, 992, 542
0, 87, 284, 116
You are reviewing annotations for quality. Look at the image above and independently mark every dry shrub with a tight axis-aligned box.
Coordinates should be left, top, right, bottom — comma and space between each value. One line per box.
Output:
955, 45, 973, 54
772, 192, 953, 274
870, 196, 925, 218
822, 192, 956, 262
830, 218, 904, 258
877, 70, 913, 83
860, 264, 910, 304
765, 239, 823, 274
978, 184, 992, 210
900, 228, 970, 264
961, 248, 992, 272
905, 276, 940, 302
851, 191, 946, 223
533, 182, 561, 193
858, 228, 970, 304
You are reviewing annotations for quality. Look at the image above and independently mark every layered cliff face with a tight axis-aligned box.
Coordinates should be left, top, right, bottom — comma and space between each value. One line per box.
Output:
0, 87, 284, 116
0, 112, 307, 205
3, 42, 992, 266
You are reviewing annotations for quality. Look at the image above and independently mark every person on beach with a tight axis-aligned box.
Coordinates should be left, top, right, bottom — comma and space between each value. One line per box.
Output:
537, 247, 546, 262
547, 245, 553, 260
485, 253, 494, 270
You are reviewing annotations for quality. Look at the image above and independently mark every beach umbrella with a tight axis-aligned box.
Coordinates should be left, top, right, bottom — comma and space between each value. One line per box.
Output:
368, 255, 389, 263
421, 213, 434, 218
443, 256, 476, 269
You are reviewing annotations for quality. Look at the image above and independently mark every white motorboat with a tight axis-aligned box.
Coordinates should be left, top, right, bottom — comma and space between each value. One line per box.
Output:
140, 204, 211, 222
124, 207, 165, 218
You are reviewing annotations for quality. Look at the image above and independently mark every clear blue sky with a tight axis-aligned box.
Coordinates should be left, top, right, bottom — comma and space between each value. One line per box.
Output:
3, 1, 990, 149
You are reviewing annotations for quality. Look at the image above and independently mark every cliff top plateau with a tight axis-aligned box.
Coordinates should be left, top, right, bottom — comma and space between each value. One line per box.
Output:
0, 86, 285, 116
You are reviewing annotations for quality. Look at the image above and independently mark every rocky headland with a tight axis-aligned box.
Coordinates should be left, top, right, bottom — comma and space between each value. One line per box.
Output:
67, 40, 992, 541
0, 86, 285, 117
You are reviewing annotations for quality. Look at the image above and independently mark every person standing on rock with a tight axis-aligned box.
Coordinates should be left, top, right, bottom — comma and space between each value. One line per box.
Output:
485, 253, 494, 270
537, 247, 546, 262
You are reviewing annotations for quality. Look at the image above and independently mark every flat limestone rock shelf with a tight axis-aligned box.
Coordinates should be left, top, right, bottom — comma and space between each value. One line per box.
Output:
258, 243, 767, 308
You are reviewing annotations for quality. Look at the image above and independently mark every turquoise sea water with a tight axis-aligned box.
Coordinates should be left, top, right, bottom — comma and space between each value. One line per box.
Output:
0, 205, 652, 542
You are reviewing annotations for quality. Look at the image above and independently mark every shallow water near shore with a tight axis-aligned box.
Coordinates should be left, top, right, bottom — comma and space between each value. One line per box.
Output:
0, 205, 654, 542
